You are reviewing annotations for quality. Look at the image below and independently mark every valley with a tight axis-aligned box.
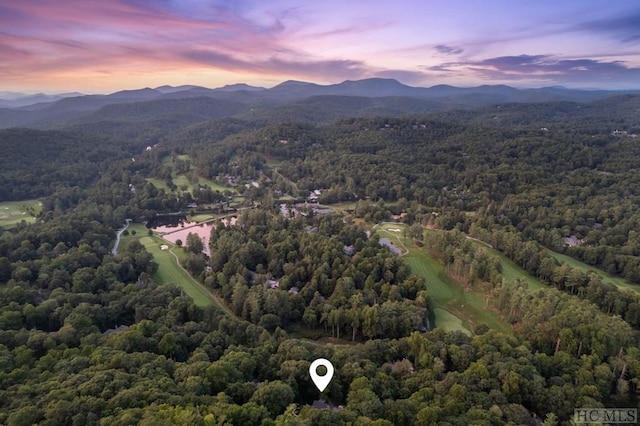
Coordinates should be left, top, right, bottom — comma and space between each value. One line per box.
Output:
1, 81, 640, 425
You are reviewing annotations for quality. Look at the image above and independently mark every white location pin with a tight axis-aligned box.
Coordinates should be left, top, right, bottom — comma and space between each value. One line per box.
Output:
309, 358, 334, 392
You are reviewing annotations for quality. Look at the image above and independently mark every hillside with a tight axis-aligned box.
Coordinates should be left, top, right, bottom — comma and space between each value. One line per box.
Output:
1, 89, 640, 424
1, 79, 636, 129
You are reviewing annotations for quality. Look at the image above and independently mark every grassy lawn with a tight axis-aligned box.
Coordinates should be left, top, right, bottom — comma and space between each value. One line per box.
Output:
119, 223, 149, 248
433, 308, 472, 336
545, 249, 640, 294
149, 154, 235, 195
0, 199, 42, 228
328, 201, 358, 212
376, 223, 513, 335
460, 239, 546, 290
229, 196, 247, 208
145, 178, 170, 191
493, 249, 546, 290
404, 250, 455, 303
188, 213, 222, 223
404, 247, 511, 335
161, 154, 190, 167
138, 236, 214, 307
147, 174, 236, 197
172, 175, 193, 191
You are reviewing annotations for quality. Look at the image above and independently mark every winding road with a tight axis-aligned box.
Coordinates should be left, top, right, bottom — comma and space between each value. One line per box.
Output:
111, 219, 131, 255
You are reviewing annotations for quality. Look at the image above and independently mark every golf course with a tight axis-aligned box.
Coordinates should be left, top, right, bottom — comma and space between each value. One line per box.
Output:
0, 199, 42, 228
118, 223, 220, 309
375, 222, 541, 335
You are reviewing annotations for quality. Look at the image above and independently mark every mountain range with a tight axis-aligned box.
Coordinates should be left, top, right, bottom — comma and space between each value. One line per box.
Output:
0, 78, 637, 129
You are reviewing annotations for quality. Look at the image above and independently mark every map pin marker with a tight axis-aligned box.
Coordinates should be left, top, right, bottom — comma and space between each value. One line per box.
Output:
309, 358, 334, 392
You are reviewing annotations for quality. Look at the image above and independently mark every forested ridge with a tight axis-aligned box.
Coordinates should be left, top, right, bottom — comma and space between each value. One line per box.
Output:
1, 93, 640, 424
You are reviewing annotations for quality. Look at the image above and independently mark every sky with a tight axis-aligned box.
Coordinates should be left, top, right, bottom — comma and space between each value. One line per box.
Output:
2, 0, 640, 93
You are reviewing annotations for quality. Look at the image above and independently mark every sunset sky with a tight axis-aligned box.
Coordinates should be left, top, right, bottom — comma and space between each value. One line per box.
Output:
2, 0, 640, 93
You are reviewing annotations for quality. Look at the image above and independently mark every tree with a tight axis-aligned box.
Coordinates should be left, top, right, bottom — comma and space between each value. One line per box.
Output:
250, 381, 294, 416
409, 224, 424, 243
186, 232, 204, 254
347, 377, 383, 419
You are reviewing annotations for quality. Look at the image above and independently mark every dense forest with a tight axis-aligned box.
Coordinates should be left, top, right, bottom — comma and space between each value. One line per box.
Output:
1, 90, 640, 424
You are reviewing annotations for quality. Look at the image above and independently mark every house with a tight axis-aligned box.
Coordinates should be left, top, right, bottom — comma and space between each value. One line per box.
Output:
312, 399, 342, 411
313, 207, 333, 216
343, 245, 355, 256
288, 286, 300, 294
308, 189, 322, 201
564, 235, 583, 247
312, 400, 331, 409
103, 325, 129, 336
266, 279, 280, 289
280, 203, 297, 219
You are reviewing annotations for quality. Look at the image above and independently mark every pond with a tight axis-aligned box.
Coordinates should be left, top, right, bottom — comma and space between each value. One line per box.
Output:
148, 215, 237, 256
379, 237, 402, 254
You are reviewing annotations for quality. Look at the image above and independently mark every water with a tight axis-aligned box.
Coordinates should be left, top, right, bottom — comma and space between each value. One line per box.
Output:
379, 237, 402, 254
149, 215, 237, 256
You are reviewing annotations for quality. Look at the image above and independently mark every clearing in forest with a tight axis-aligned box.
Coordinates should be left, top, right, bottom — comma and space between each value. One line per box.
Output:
545, 248, 640, 294
0, 199, 42, 228
376, 222, 512, 335
460, 238, 546, 290
138, 236, 215, 307
146, 155, 234, 195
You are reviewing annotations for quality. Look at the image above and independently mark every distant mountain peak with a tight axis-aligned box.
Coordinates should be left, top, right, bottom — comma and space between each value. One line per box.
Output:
339, 78, 410, 87
217, 83, 265, 92
275, 80, 321, 88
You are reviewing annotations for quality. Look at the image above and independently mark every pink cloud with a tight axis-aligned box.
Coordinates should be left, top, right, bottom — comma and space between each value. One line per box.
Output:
429, 54, 640, 87
0, 0, 383, 88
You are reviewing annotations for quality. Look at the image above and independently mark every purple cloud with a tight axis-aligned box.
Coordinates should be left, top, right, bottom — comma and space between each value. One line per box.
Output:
434, 44, 463, 55
182, 49, 367, 81
577, 10, 640, 43
430, 54, 640, 87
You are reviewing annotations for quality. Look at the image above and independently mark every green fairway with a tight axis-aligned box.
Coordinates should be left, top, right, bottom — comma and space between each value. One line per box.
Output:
146, 177, 171, 191
404, 251, 456, 303
376, 223, 513, 335
0, 199, 42, 228
328, 201, 358, 212
138, 236, 215, 307
404, 248, 511, 335
433, 308, 472, 336
376, 223, 409, 254
461, 238, 546, 290
148, 154, 235, 195
119, 223, 149, 248
493, 249, 546, 290
161, 154, 190, 167
172, 174, 231, 193
189, 213, 222, 222
545, 249, 640, 294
